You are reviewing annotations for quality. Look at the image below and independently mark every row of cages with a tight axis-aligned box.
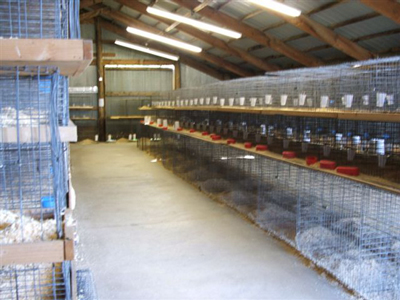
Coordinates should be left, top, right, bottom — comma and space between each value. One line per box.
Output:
152, 56, 400, 112
139, 125, 400, 300
152, 110, 400, 185
0, 1, 81, 297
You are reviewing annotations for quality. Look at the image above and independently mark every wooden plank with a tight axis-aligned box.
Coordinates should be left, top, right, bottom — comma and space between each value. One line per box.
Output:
360, 0, 400, 24
174, 62, 181, 90
96, 19, 106, 142
148, 124, 400, 195
0, 241, 65, 265
102, 59, 174, 65
71, 117, 97, 121
108, 115, 144, 120
0, 39, 93, 76
69, 106, 97, 110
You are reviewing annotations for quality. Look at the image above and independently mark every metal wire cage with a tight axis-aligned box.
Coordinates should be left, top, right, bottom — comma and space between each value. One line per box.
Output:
0, 0, 80, 39
0, 67, 68, 240
0, 261, 72, 300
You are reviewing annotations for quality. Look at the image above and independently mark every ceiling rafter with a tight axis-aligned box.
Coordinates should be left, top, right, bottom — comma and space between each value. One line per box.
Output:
359, 0, 400, 24
80, 0, 102, 9
100, 9, 255, 77
113, 0, 280, 72
263, 10, 375, 60
80, 6, 110, 22
172, 0, 324, 67
99, 19, 232, 80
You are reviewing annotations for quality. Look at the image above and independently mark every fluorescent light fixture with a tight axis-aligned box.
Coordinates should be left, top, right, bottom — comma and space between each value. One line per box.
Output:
126, 27, 202, 53
105, 64, 175, 70
147, 6, 242, 39
115, 40, 179, 61
247, 0, 301, 17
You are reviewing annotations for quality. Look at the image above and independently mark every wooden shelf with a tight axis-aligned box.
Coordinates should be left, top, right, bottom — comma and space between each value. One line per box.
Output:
151, 106, 400, 122
139, 106, 154, 111
69, 106, 97, 110
71, 117, 96, 121
147, 124, 400, 195
0, 39, 93, 76
108, 115, 144, 120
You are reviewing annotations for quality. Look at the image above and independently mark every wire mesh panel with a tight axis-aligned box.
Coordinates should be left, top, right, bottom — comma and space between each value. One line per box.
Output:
0, 0, 80, 39
0, 67, 67, 240
0, 261, 72, 300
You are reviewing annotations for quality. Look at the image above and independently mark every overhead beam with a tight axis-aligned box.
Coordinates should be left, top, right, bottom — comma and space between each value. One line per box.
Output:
99, 19, 231, 80
95, 18, 106, 142
172, 0, 323, 67
80, 0, 102, 9
101, 9, 255, 77
268, 13, 375, 60
80, 7, 110, 22
359, 0, 400, 24
114, 0, 280, 72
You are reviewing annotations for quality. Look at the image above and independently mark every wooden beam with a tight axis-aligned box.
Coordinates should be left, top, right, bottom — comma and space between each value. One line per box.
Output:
106, 91, 159, 97
0, 39, 93, 76
114, 0, 280, 72
80, 0, 102, 9
96, 18, 106, 142
174, 62, 181, 90
172, 0, 323, 67
101, 9, 254, 77
80, 7, 110, 22
270, 13, 375, 60
359, 0, 400, 24
102, 59, 174, 65
99, 20, 229, 80
99, 19, 230, 80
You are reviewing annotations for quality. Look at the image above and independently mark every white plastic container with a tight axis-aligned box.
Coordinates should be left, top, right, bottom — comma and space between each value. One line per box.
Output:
185, 99, 189, 106
163, 119, 168, 127
228, 97, 234, 106
194, 98, 198, 105
189, 99, 193, 106
299, 93, 306, 106
320, 95, 329, 108
199, 98, 204, 105
239, 97, 245, 106
280, 94, 288, 106
344, 94, 353, 108
362, 95, 369, 106
206, 97, 211, 105
212, 96, 218, 105
376, 92, 386, 107
220, 98, 225, 106
250, 97, 257, 107
265, 94, 272, 105
157, 118, 162, 126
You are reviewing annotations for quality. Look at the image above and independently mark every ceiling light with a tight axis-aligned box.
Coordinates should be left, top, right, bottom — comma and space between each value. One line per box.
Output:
126, 27, 202, 53
146, 6, 242, 39
247, 0, 301, 17
115, 40, 179, 61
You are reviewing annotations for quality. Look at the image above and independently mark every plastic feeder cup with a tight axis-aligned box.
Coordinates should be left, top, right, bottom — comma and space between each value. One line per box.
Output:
244, 142, 253, 149
41, 196, 55, 208
227, 139, 236, 145
150, 121, 154, 125
177, 127, 183, 131
212, 135, 221, 141
158, 124, 163, 128
162, 127, 168, 130
320, 160, 337, 170
283, 151, 296, 159
140, 120, 144, 124
202, 132, 209, 136
256, 145, 268, 151
337, 166, 360, 176
306, 156, 318, 165
189, 129, 196, 133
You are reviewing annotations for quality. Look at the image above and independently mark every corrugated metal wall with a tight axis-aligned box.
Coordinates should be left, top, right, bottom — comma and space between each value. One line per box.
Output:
69, 24, 219, 139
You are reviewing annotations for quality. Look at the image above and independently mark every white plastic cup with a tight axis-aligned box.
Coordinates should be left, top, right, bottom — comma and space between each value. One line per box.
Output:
95, 134, 99, 142
129, 134, 132, 140
107, 134, 112, 141
163, 119, 168, 127
250, 97, 257, 107
133, 134, 136, 140
199, 98, 204, 105
189, 99, 194, 106
157, 118, 162, 126
206, 97, 211, 105
280, 94, 288, 106
344, 94, 353, 108
228, 97, 234, 106
293, 98, 299, 106
265, 94, 272, 105
185, 99, 189, 106
386, 94, 394, 106
239, 97, 245, 106
299, 93, 306, 106
212, 96, 218, 105
174, 121, 180, 130
220, 98, 225, 106
194, 98, 198, 105
376, 92, 386, 107
320, 95, 329, 108
168, 101, 171, 106
376, 139, 385, 155
362, 95, 369, 105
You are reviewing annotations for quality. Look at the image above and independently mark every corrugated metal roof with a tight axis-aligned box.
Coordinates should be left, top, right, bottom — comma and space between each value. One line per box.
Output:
266, 23, 305, 40
249, 47, 281, 59
207, 47, 229, 57
359, 33, 400, 53
219, 1, 255, 20
308, 47, 348, 60
229, 38, 259, 50
286, 36, 327, 51
243, 12, 282, 31
225, 55, 245, 64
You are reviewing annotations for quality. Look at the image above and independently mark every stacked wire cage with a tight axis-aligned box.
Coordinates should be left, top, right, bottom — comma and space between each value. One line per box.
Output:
0, 1, 80, 299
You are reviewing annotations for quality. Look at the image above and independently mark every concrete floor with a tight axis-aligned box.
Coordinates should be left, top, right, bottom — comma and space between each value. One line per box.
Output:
71, 143, 352, 300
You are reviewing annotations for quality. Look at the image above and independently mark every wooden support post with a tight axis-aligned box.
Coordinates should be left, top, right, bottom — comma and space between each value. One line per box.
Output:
96, 18, 106, 142
174, 62, 181, 90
